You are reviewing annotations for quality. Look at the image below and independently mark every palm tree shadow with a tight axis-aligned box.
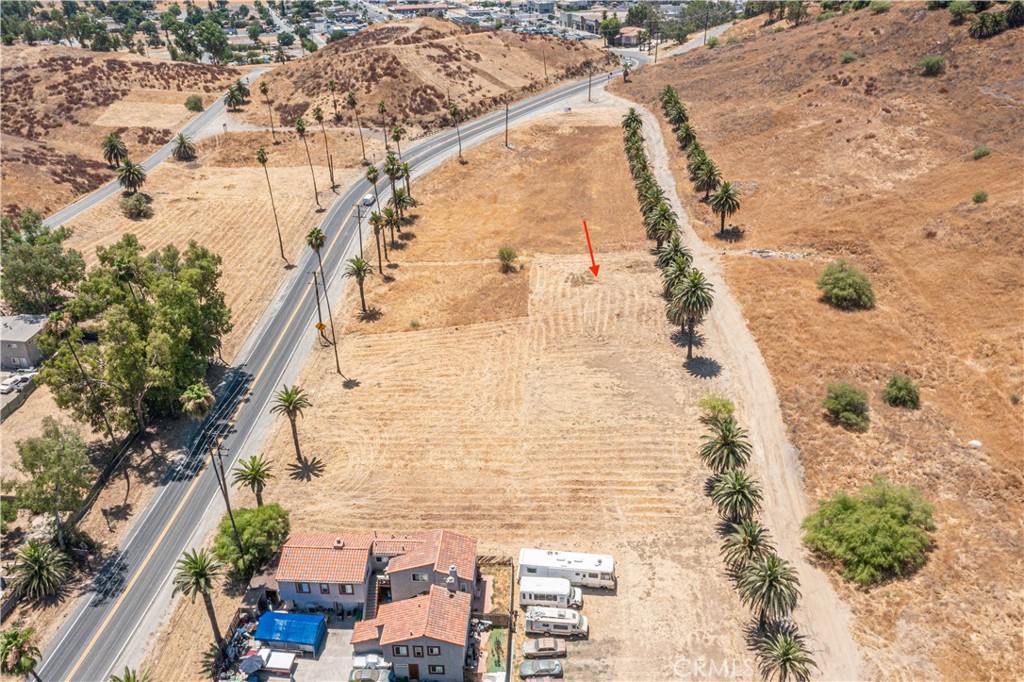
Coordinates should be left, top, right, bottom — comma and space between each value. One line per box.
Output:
342, 378, 361, 390
287, 455, 325, 482
685, 356, 722, 378
359, 307, 383, 322
703, 475, 718, 497
398, 231, 416, 241
713, 226, 745, 242
670, 329, 705, 349
283, 263, 297, 271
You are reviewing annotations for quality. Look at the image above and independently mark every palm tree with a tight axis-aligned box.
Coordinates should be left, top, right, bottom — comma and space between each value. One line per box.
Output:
655, 236, 691, 270
622, 60, 631, 82
294, 118, 322, 210
117, 158, 146, 194
110, 667, 153, 682
259, 81, 276, 142
327, 79, 339, 120
449, 103, 463, 161
699, 416, 753, 473
271, 384, 311, 460
45, 311, 115, 446
347, 90, 367, 163
667, 269, 714, 360
660, 253, 691, 297
232, 455, 274, 507
172, 132, 196, 162
179, 381, 215, 420
368, 210, 385, 274
756, 624, 818, 682
709, 181, 740, 234
378, 100, 389, 150
666, 100, 688, 127
0, 628, 42, 682
738, 553, 801, 628
383, 153, 402, 212
344, 256, 372, 314
694, 159, 722, 200
391, 125, 405, 159
400, 161, 413, 196
381, 206, 400, 248
645, 202, 677, 249
366, 164, 382, 212
687, 147, 708, 181
390, 187, 415, 222
256, 146, 287, 263
621, 107, 642, 133
8, 540, 73, 601
675, 122, 697, 150
233, 78, 250, 100
721, 520, 775, 570
101, 133, 128, 167
710, 469, 763, 522
225, 83, 245, 111
172, 548, 224, 647
312, 105, 335, 188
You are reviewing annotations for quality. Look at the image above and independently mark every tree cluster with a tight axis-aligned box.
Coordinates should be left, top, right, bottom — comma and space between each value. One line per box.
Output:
1, 208, 86, 315
38, 234, 233, 434
212, 503, 290, 579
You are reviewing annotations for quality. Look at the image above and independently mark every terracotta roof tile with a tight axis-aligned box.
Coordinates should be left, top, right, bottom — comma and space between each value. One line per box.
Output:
385, 530, 476, 581
351, 585, 471, 646
276, 532, 373, 584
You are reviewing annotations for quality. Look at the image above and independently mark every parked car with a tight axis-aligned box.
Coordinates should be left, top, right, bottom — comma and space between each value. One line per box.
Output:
349, 669, 394, 682
0, 375, 31, 394
519, 659, 564, 679
523, 637, 567, 659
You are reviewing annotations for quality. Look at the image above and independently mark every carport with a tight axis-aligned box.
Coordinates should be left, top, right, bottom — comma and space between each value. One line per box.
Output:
253, 612, 328, 657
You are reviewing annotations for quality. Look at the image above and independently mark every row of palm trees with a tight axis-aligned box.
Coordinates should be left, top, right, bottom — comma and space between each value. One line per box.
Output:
659, 86, 740, 235
101, 134, 147, 195
621, 108, 715, 360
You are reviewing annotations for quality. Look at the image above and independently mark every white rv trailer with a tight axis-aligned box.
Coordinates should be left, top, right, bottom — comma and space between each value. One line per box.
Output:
524, 606, 589, 638
519, 576, 583, 609
518, 548, 616, 589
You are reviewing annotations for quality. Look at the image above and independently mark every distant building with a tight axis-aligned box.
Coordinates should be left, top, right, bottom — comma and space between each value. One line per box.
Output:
0, 315, 46, 370
527, 0, 556, 13
392, 3, 453, 17
617, 25, 643, 46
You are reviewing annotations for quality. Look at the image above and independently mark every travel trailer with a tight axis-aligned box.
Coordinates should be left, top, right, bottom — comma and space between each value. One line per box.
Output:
524, 606, 589, 638
518, 548, 616, 589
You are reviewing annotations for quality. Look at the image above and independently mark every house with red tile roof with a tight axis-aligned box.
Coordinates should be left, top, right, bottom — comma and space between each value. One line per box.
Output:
275, 533, 375, 611
383, 529, 478, 602
352, 584, 472, 682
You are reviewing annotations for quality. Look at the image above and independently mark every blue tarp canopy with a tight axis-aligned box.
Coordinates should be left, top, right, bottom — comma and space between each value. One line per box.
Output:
254, 612, 327, 653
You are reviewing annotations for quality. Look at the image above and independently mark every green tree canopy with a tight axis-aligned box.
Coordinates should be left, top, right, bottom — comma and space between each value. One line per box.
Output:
1, 208, 86, 314
212, 503, 290, 579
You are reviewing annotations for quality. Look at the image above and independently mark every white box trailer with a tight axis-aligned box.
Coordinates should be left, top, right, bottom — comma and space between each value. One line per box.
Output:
518, 548, 616, 590
519, 576, 583, 609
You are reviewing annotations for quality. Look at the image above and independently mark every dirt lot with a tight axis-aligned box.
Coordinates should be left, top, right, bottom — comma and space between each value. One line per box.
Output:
611, 4, 1023, 679
143, 106, 759, 681
0, 44, 242, 216
244, 17, 617, 135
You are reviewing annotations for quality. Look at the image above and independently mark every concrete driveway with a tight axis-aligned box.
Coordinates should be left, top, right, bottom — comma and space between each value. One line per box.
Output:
293, 626, 353, 682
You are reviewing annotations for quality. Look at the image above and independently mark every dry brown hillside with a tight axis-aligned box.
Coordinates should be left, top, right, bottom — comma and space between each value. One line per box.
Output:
0, 45, 241, 215
612, 3, 1023, 680
246, 18, 616, 134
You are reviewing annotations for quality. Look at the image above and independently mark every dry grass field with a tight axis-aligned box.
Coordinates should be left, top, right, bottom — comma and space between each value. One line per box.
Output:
0, 45, 242, 216
612, 4, 1023, 679
243, 18, 617, 135
143, 107, 760, 681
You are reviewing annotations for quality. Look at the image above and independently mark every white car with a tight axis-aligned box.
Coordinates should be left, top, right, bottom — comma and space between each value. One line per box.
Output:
361, 192, 376, 206
0, 375, 31, 394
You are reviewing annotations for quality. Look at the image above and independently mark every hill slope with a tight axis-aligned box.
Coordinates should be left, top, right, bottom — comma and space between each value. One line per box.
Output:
612, 3, 1022, 679
246, 18, 616, 133
0, 45, 241, 215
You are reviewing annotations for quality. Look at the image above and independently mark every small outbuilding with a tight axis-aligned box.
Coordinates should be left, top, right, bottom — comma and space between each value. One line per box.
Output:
253, 612, 328, 656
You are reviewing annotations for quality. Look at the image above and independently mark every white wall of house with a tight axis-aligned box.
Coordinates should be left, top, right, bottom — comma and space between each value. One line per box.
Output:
354, 635, 467, 682
279, 578, 367, 611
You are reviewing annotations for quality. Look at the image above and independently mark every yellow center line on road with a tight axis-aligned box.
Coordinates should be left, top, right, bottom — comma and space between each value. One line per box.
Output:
63, 205, 356, 680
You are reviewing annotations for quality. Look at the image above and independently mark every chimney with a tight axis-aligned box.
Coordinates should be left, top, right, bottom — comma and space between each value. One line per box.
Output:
333, 538, 345, 550
444, 575, 457, 593
448, 564, 458, 579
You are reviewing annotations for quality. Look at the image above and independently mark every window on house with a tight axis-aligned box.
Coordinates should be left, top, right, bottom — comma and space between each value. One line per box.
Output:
411, 573, 428, 582
319, 584, 331, 594
428, 665, 445, 675
296, 582, 311, 594
525, 567, 537, 574
413, 645, 424, 658
427, 646, 441, 656
341, 584, 354, 595
392, 645, 408, 657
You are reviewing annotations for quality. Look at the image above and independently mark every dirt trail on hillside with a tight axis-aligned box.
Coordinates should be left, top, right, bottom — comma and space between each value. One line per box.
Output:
619, 96, 866, 680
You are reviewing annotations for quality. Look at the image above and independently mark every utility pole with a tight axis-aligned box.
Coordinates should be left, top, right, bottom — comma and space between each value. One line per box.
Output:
354, 203, 364, 254
588, 72, 593, 102
654, 32, 659, 63
543, 51, 547, 81
310, 271, 328, 345
318, 268, 343, 376
504, 103, 510, 149
703, 4, 710, 45
210, 444, 244, 563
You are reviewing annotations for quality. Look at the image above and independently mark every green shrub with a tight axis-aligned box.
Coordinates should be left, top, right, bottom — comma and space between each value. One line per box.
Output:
816, 260, 875, 310
972, 190, 988, 203
818, 11, 836, 20
119, 193, 153, 219
883, 375, 920, 409
212, 503, 289, 579
184, 95, 204, 112
707, 36, 719, 48
869, 0, 891, 13
0, 499, 17, 535
1012, 393, 1021, 405
726, 35, 739, 44
774, 26, 785, 32
948, 0, 977, 22
698, 393, 735, 424
840, 50, 858, 63
822, 382, 870, 431
972, 145, 990, 160
803, 477, 934, 585
918, 54, 945, 76
409, 319, 421, 329
498, 246, 518, 273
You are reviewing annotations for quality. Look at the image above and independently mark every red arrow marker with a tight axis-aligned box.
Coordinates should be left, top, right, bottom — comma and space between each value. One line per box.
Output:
582, 220, 600, 277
